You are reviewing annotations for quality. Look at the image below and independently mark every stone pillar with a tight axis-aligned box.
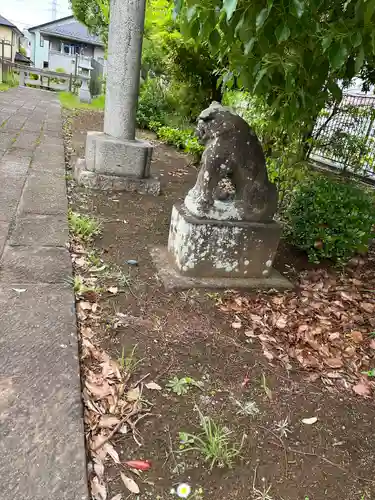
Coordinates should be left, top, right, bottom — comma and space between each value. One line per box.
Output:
104, 0, 145, 140
73, 0, 160, 195
19, 69, 26, 87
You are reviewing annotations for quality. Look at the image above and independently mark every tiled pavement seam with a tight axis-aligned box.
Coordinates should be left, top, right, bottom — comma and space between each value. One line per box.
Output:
0, 88, 88, 500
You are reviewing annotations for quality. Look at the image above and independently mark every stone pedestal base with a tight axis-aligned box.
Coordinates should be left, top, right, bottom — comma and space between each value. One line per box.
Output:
167, 203, 283, 278
150, 246, 292, 291
74, 159, 160, 195
85, 131, 153, 178
73, 131, 160, 195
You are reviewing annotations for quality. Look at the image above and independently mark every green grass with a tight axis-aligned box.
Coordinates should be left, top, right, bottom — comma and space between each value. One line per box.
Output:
59, 91, 105, 110
118, 344, 144, 375
0, 83, 10, 92
178, 407, 245, 469
68, 210, 102, 242
65, 275, 100, 295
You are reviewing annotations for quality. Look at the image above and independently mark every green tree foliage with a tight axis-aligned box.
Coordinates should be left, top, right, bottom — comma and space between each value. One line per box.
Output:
70, 0, 108, 41
175, 0, 375, 134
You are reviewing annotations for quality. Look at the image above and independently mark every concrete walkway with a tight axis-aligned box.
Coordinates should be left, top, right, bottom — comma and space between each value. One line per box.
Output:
0, 88, 88, 499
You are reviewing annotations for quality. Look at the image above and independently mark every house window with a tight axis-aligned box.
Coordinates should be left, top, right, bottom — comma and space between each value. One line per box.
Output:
43, 61, 49, 68
60, 43, 81, 56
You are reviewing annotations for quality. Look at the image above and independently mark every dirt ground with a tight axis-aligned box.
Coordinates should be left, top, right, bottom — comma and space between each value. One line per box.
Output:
65, 109, 375, 500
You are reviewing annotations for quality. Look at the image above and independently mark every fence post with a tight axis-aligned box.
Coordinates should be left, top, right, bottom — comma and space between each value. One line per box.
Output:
19, 68, 25, 87
69, 73, 73, 92
1, 40, 4, 83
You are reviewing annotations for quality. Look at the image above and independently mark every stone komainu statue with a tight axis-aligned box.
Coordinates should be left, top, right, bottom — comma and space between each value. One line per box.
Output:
184, 103, 278, 222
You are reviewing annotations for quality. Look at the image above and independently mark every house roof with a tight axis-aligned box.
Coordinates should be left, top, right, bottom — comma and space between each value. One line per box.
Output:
15, 51, 32, 64
27, 16, 73, 31
28, 16, 104, 47
0, 14, 23, 36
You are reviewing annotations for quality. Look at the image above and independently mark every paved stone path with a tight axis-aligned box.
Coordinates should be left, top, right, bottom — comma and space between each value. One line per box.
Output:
0, 88, 88, 500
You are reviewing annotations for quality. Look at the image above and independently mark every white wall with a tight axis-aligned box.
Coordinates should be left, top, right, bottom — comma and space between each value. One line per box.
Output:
49, 52, 76, 73
94, 46, 105, 62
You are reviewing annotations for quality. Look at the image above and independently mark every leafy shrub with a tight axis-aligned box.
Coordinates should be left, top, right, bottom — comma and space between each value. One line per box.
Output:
152, 122, 203, 160
284, 176, 375, 263
30, 73, 39, 80
137, 78, 170, 128
185, 137, 204, 160
157, 125, 192, 148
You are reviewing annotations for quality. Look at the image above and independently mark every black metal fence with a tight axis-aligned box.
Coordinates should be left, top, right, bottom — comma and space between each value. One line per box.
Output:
310, 92, 375, 180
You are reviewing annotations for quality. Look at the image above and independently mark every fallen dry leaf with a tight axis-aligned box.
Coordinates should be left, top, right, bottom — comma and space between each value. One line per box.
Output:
145, 382, 162, 391
275, 315, 287, 329
361, 302, 374, 314
350, 331, 363, 343
120, 473, 140, 494
81, 326, 94, 338
328, 332, 340, 341
231, 321, 242, 329
262, 347, 274, 361
93, 459, 104, 478
78, 301, 92, 311
370, 339, 375, 349
126, 386, 141, 401
90, 432, 108, 452
324, 357, 343, 369
302, 417, 318, 425
108, 286, 118, 295
340, 291, 354, 302
353, 381, 371, 397
75, 256, 87, 267
99, 415, 121, 428
91, 476, 107, 500
244, 330, 255, 338
109, 495, 122, 500
85, 380, 113, 399
103, 442, 120, 464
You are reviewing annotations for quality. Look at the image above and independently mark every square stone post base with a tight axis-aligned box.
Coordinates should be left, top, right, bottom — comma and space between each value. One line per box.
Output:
151, 203, 292, 290
73, 131, 160, 195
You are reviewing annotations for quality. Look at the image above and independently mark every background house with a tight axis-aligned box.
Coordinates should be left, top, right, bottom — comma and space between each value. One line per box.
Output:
25, 16, 105, 74
0, 14, 23, 62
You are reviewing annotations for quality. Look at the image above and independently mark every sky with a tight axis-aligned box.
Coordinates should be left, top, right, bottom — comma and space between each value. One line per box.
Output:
1, 0, 72, 30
